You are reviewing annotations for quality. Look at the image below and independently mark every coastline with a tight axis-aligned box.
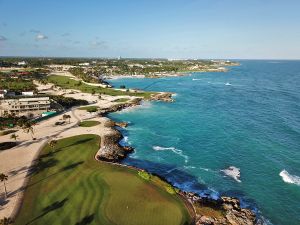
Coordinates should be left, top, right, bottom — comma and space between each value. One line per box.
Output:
1, 69, 257, 224
94, 100, 258, 225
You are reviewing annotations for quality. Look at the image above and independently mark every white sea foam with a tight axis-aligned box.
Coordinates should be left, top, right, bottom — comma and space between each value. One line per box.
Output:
221, 166, 241, 182
225, 82, 232, 86
153, 146, 189, 163
183, 165, 196, 169
192, 78, 202, 81
279, 170, 300, 186
119, 136, 131, 145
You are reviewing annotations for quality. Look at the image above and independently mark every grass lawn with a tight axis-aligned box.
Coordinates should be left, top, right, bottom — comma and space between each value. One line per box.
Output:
47, 75, 153, 99
78, 106, 99, 112
15, 134, 191, 225
113, 98, 130, 103
79, 121, 100, 127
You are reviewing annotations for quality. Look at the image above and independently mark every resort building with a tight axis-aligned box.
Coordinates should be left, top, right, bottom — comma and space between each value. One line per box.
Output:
0, 97, 51, 116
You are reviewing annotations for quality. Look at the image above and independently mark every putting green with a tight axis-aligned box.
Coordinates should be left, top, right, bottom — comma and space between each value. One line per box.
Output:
79, 121, 100, 127
14, 134, 191, 225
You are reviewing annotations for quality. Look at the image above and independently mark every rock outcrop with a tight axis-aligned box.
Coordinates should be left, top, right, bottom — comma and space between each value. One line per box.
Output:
96, 125, 133, 162
150, 92, 174, 102
180, 191, 257, 225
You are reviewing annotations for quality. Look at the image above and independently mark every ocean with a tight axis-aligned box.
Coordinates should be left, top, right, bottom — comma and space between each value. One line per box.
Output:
108, 60, 300, 225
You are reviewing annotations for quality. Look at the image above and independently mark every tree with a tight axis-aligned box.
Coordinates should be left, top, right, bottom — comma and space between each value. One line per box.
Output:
0, 217, 12, 225
22, 121, 35, 139
48, 140, 58, 149
10, 134, 18, 142
0, 173, 8, 199
62, 114, 71, 124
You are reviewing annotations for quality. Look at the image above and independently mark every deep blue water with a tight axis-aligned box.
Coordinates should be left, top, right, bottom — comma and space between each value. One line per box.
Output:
108, 60, 300, 225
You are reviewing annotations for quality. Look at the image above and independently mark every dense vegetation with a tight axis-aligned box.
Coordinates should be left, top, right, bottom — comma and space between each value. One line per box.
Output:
69, 67, 99, 83
14, 134, 191, 225
50, 95, 88, 109
0, 78, 36, 91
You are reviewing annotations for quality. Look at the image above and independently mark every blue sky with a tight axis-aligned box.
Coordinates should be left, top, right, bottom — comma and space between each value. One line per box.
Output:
0, 0, 300, 59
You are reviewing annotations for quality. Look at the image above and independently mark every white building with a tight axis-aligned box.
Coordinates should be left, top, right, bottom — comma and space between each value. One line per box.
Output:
17, 61, 27, 66
21, 91, 34, 96
0, 97, 51, 116
78, 62, 90, 66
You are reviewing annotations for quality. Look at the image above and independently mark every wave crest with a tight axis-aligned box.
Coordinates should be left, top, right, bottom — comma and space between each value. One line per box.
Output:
153, 146, 189, 163
279, 170, 300, 186
221, 166, 241, 183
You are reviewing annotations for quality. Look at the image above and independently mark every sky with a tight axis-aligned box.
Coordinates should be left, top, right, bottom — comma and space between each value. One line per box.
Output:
0, 0, 300, 59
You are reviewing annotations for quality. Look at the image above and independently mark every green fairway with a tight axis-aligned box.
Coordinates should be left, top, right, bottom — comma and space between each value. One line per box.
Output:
78, 106, 99, 112
113, 98, 130, 103
79, 120, 100, 127
47, 75, 153, 99
15, 134, 191, 225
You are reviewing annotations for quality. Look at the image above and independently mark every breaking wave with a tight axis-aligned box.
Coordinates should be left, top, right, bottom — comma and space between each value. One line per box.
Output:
153, 146, 189, 163
221, 166, 241, 182
279, 170, 300, 186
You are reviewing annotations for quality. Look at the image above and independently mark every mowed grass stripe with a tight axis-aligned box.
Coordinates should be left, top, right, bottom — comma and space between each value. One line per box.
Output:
15, 134, 191, 225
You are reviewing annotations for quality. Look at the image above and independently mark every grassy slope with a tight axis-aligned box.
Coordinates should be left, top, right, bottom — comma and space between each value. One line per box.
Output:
15, 134, 191, 225
47, 75, 152, 99
79, 121, 100, 127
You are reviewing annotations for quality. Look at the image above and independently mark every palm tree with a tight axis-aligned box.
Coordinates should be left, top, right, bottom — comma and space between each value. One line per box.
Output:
0, 217, 12, 225
10, 134, 18, 142
22, 121, 35, 139
63, 114, 71, 124
48, 140, 58, 149
0, 173, 8, 199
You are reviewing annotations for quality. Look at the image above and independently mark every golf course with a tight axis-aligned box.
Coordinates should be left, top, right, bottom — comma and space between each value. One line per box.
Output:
14, 134, 192, 225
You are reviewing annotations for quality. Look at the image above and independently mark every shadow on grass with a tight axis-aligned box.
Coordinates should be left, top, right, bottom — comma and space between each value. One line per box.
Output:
61, 161, 84, 171
25, 197, 68, 225
27, 158, 59, 176
62, 138, 95, 149
75, 214, 95, 225
39, 138, 95, 159
25, 160, 84, 189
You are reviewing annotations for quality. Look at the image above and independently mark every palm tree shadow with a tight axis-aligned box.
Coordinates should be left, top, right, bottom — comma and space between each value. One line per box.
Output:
25, 197, 68, 225
27, 158, 59, 176
25, 160, 84, 189
75, 214, 94, 225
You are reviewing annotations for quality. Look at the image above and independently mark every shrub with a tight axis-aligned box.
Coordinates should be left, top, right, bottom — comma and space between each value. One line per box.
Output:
138, 171, 151, 181
165, 184, 177, 195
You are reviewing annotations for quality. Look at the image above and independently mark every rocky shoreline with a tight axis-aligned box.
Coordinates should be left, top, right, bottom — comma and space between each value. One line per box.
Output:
95, 95, 258, 225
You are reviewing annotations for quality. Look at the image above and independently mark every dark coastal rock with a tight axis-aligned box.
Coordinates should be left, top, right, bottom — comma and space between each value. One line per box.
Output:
99, 98, 143, 115
115, 122, 128, 128
187, 194, 257, 225
96, 128, 134, 162
150, 92, 174, 102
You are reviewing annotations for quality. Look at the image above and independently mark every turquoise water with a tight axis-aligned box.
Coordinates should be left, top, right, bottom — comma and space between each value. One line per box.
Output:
108, 60, 300, 225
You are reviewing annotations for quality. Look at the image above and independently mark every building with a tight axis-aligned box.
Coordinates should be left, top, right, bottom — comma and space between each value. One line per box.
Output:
21, 91, 34, 96
0, 97, 51, 116
17, 61, 27, 66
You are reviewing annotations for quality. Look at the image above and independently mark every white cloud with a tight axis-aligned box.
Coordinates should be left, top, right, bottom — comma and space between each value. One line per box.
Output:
0, 35, 7, 41
36, 34, 48, 40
